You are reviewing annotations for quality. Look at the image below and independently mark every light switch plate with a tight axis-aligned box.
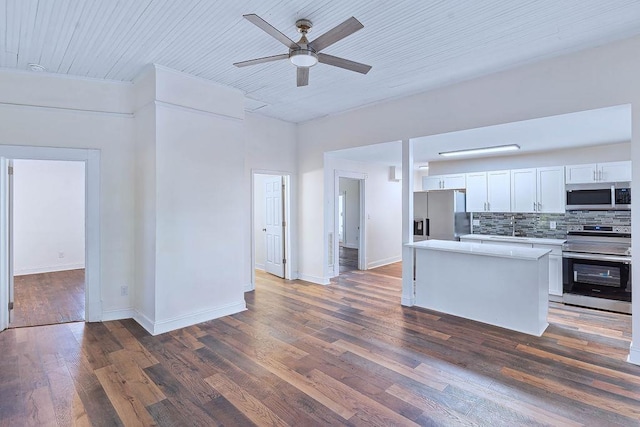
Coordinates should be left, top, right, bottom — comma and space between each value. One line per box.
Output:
549, 221, 557, 230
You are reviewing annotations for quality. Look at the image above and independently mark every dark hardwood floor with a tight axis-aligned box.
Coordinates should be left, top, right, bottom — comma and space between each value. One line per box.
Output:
339, 246, 358, 273
10, 269, 85, 328
1, 263, 639, 425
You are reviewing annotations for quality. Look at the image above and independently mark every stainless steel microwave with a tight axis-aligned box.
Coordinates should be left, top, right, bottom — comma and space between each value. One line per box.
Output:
566, 183, 631, 210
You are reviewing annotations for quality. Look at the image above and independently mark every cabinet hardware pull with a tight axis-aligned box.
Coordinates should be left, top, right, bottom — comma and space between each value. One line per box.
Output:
593, 170, 596, 181
538, 202, 542, 211
533, 202, 536, 211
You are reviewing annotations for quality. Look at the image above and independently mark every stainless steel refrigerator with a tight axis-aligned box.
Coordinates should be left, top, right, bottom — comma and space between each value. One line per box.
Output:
414, 190, 470, 241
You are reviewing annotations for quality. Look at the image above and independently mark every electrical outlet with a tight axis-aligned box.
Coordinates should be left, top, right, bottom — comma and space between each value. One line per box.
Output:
549, 221, 557, 230
58, 252, 65, 259
120, 285, 128, 296
472, 219, 480, 226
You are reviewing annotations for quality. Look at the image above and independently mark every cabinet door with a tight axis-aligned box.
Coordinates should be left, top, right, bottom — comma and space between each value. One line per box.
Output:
565, 163, 596, 184
548, 255, 563, 296
487, 170, 511, 212
422, 176, 442, 191
511, 168, 536, 213
442, 174, 466, 189
537, 167, 565, 213
465, 172, 487, 212
599, 161, 631, 182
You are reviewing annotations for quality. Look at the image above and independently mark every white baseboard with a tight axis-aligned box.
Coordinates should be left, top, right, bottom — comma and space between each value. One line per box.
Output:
367, 255, 402, 270
628, 342, 640, 366
140, 300, 247, 336
298, 273, 330, 285
244, 282, 254, 292
133, 311, 155, 335
255, 263, 265, 271
14, 263, 85, 276
401, 296, 415, 306
102, 308, 135, 322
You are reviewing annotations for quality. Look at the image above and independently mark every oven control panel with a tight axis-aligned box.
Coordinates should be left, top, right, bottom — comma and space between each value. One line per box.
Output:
567, 224, 631, 234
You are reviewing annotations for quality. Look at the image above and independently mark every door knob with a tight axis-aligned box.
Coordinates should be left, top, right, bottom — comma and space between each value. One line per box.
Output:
262, 228, 267, 232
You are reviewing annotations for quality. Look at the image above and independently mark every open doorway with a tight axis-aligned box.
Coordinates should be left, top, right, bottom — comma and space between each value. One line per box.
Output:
9, 159, 86, 328
338, 177, 361, 273
253, 172, 292, 284
333, 172, 366, 276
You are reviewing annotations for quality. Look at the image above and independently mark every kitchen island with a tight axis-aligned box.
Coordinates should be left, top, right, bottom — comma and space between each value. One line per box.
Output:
407, 240, 551, 336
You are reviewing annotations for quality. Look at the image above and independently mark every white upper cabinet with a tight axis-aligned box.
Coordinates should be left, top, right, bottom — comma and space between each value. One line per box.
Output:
422, 173, 466, 190
537, 167, 565, 213
510, 168, 537, 213
599, 161, 632, 182
465, 170, 510, 212
511, 166, 564, 213
565, 161, 631, 184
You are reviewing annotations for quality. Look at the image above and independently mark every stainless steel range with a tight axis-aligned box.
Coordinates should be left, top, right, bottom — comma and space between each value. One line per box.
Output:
562, 224, 631, 314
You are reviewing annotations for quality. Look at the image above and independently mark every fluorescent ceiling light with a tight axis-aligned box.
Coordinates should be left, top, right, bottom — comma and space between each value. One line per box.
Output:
439, 144, 520, 157
418, 165, 429, 169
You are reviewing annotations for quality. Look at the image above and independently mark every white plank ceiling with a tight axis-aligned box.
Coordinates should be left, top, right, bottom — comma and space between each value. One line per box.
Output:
2, 0, 640, 123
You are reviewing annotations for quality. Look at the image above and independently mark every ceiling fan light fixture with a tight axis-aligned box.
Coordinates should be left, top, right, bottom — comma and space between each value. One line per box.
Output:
290, 49, 318, 67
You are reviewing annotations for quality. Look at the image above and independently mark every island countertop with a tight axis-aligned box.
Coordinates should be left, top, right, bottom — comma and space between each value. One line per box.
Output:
406, 239, 551, 260
460, 234, 566, 245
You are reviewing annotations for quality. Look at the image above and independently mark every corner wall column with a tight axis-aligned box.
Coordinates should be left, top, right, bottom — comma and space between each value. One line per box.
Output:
401, 139, 415, 306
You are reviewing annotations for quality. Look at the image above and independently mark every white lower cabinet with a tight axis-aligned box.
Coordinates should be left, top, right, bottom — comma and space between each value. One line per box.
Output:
460, 236, 563, 299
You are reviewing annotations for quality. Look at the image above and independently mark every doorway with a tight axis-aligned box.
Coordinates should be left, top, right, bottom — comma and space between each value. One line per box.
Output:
0, 146, 100, 333
9, 160, 86, 328
252, 172, 292, 286
334, 171, 366, 276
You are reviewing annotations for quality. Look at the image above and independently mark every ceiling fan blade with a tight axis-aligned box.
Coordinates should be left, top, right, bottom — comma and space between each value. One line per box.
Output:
234, 53, 289, 67
318, 53, 372, 74
309, 17, 363, 52
243, 14, 300, 49
297, 67, 309, 87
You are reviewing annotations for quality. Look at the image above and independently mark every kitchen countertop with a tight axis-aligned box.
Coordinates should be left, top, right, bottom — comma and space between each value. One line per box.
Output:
460, 234, 566, 245
406, 239, 551, 260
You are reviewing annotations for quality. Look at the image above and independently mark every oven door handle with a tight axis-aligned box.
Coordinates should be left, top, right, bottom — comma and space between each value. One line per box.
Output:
562, 252, 632, 263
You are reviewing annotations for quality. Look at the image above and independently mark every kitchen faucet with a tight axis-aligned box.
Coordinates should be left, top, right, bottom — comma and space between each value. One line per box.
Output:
511, 215, 516, 237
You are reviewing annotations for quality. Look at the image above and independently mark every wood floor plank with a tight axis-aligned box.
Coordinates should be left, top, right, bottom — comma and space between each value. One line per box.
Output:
3, 263, 640, 426
94, 365, 157, 427
205, 373, 289, 426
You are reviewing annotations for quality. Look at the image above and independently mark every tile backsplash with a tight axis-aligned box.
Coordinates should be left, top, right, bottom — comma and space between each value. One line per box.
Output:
471, 210, 631, 239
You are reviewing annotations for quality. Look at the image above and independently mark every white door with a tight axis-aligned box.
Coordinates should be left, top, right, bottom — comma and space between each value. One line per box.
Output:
487, 170, 511, 212
7, 160, 13, 324
565, 163, 596, 184
264, 175, 285, 278
0, 157, 11, 330
537, 166, 565, 213
511, 168, 536, 213
465, 172, 487, 212
599, 161, 632, 182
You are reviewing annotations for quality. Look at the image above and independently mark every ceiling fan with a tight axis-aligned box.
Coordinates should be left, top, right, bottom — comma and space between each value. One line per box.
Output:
234, 14, 372, 87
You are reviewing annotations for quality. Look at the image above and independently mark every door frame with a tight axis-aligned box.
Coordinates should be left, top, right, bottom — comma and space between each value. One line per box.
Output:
250, 169, 294, 291
334, 171, 366, 276
0, 145, 100, 331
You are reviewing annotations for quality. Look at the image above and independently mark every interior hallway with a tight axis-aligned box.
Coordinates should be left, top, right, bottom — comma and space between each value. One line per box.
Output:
10, 269, 84, 328
339, 246, 358, 273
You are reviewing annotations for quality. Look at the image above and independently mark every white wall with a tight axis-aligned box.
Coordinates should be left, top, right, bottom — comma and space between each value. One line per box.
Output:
338, 177, 360, 249
326, 157, 402, 271
244, 112, 298, 288
298, 34, 640, 364
428, 142, 631, 175
13, 159, 85, 275
0, 69, 135, 317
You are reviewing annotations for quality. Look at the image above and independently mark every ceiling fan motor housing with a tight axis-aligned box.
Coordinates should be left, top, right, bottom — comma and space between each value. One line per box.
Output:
290, 19, 317, 67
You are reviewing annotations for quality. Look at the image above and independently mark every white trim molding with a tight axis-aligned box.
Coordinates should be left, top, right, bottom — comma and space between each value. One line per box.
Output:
298, 273, 330, 285
14, 264, 85, 276
367, 255, 402, 270
135, 301, 247, 336
102, 308, 135, 322
629, 342, 640, 366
